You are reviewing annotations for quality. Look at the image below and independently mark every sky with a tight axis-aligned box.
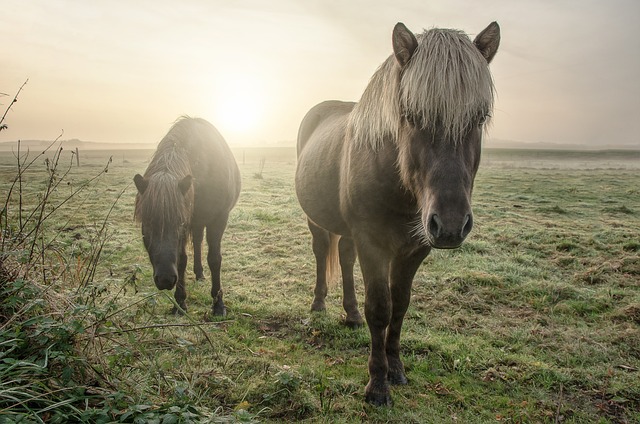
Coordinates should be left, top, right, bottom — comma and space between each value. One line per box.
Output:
1, 0, 639, 148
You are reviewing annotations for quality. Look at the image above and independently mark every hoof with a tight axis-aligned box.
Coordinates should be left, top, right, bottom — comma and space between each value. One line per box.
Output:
365, 380, 392, 407
204, 309, 225, 321
212, 303, 227, 317
310, 300, 326, 313
387, 358, 408, 385
344, 317, 364, 329
388, 369, 408, 385
344, 320, 364, 330
195, 274, 205, 281
344, 311, 364, 329
171, 305, 187, 315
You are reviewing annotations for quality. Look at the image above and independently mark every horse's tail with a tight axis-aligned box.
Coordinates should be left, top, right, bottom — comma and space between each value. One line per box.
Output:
326, 233, 341, 287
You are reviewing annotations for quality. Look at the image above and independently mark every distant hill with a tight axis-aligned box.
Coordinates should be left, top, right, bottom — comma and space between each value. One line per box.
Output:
485, 138, 640, 151
2, 138, 638, 152
0, 139, 155, 152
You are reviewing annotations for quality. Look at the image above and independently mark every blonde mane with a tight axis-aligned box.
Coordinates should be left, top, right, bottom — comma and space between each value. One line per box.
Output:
348, 28, 495, 148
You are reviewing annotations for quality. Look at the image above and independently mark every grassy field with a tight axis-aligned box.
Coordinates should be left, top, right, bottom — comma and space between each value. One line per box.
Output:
1, 145, 639, 423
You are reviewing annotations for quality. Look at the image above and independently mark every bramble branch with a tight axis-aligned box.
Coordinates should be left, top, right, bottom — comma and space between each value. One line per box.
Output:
0, 79, 29, 131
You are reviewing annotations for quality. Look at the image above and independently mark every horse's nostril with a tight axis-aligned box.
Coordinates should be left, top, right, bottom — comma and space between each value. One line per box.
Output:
461, 213, 473, 239
428, 214, 442, 238
154, 273, 177, 290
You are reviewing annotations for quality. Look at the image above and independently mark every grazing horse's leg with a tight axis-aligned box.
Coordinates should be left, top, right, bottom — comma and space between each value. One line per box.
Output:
308, 219, 330, 313
206, 214, 229, 316
173, 240, 188, 314
355, 234, 393, 406
192, 223, 205, 280
386, 245, 431, 385
338, 236, 363, 328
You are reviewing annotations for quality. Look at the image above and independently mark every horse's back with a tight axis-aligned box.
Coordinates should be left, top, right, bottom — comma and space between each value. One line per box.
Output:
295, 101, 354, 235
297, 101, 355, 154
166, 117, 234, 166
161, 117, 240, 218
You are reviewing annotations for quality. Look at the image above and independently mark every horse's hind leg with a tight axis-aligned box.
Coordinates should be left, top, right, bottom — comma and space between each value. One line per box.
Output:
308, 219, 330, 312
192, 223, 205, 280
339, 236, 363, 328
206, 214, 229, 316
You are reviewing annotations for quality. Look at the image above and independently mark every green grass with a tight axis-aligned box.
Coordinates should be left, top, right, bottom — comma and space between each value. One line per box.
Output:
1, 146, 639, 423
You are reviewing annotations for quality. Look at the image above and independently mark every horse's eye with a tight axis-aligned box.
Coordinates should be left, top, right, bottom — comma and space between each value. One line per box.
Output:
404, 113, 420, 127
478, 114, 490, 126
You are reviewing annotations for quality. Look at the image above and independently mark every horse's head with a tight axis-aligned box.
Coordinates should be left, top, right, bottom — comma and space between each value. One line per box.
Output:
393, 22, 500, 248
134, 173, 193, 290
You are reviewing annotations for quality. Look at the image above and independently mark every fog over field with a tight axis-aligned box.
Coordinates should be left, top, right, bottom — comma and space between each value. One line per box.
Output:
2, 0, 639, 150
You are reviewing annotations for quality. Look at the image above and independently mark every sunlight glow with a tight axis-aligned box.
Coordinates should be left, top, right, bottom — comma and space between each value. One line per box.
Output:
211, 73, 265, 144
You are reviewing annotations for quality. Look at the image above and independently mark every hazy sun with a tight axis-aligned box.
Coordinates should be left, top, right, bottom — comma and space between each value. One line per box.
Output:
212, 74, 264, 141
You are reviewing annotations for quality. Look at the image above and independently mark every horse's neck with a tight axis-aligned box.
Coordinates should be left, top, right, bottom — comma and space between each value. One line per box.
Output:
347, 138, 417, 208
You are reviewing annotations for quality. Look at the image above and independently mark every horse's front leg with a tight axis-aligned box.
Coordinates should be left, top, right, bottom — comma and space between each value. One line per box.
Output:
173, 240, 188, 314
206, 215, 229, 316
192, 223, 205, 280
356, 236, 393, 406
386, 245, 431, 385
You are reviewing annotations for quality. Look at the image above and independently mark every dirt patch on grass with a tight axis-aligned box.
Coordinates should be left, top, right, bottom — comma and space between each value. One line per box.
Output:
574, 257, 639, 285
612, 303, 640, 325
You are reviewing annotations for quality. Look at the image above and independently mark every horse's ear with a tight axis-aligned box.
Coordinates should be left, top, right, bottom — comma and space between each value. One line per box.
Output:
178, 175, 193, 195
133, 174, 148, 194
392, 22, 418, 67
473, 22, 500, 64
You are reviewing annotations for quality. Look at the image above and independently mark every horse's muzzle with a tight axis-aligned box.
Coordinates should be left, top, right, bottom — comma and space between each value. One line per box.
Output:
426, 212, 473, 249
154, 273, 178, 290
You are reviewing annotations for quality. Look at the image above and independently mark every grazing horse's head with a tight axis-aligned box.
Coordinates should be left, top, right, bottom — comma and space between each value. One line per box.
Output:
134, 173, 193, 290
392, 23, 500, 248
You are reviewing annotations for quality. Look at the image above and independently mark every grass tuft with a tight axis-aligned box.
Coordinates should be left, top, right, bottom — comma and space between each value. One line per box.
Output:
603, 204, 635, 215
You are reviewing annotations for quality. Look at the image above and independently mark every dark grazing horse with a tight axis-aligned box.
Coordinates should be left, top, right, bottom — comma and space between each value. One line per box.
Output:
134, 117, 240, 316
295, 22, 500, 405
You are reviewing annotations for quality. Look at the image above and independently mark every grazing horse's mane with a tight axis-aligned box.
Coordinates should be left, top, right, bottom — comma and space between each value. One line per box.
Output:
134, 119, 195, 240
348, 28, 495, 149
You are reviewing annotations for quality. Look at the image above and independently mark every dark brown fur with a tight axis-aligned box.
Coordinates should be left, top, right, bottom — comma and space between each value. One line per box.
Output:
134, 117, 240, 315
295, 22, 500, 406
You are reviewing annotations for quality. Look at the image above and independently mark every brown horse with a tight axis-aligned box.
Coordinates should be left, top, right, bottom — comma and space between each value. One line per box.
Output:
134, 117, 240, 316
295, 22, 500, 405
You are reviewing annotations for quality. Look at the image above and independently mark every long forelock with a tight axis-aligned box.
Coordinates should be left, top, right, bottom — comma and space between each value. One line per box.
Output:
401, 29, 495, 143
134, 173, 192, 242
349, 27, 495, 148
134, 135, 194, 241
